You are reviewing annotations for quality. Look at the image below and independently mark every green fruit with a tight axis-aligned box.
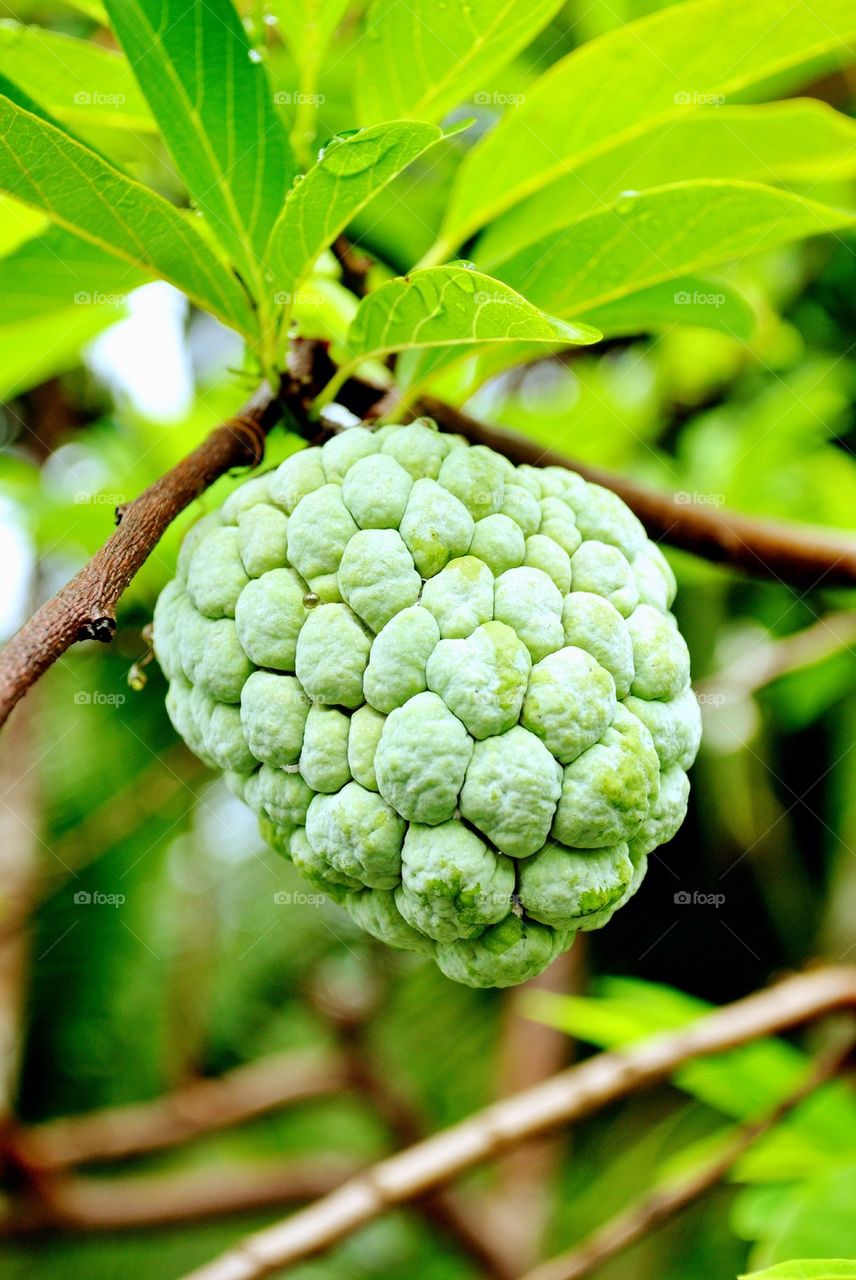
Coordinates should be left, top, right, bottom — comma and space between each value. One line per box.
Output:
154, 421, 700, 988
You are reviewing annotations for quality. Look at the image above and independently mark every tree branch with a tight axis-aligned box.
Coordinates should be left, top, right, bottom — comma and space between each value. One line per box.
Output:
0, 384, 282, 729
178, 965, 856, 1280
420, 398, 856, 590
517, 1034, 855, 1280
3, 1157, 361, 1235
5, 1047, 348, 1173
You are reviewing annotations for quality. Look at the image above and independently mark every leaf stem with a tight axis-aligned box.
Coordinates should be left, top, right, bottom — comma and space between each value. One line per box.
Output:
414, 237, 454, 270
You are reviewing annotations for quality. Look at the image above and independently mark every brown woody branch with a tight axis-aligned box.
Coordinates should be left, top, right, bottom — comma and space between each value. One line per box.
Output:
3, 1156, 361, 1235
178, 965, 856, 1280
6, 1046, 348, 1173
518, 1034, 854, 1280
0, 384, 282, 729
420, 398, 856, 590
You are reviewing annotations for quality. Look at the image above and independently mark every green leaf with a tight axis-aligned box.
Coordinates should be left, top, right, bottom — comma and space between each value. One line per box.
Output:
103, 0, 293, 284
583, 275, 756, 339
0, 94, 255, 334
478, 100, 856, 267
267, 121, 453, 303
341, 265, 600, 365
747, 1166, 856, 1267
436, 0, 856, 252
0, 226, 148, 323
0, 21, 153, 133
356, 0, 565, 125
495, 182, 856, 319
743, 1261, 856, 1279
0, 305, 122, 400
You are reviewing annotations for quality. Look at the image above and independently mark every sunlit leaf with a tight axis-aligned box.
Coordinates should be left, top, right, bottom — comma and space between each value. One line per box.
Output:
436, 0, 856, 253
495, 182, 856, 319
478, 100, 856, 267
583, 275, 756, 339
341, 265, 600, 366
0, 226, 148, 323
268, 121, 455, 303
0, 21, 153, 133
103, 0, 293, 284
356, 0, 564, 125
0, 94, 255, 334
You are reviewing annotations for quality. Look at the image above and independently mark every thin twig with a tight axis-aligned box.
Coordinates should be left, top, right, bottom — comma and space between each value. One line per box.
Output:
178, 965, 856, 1280
517, 1035, 855, 1280
6, 1046, 348, 1173
695, 609, 856, 704
2, 1157, 361, 1235
420, 398, 856, 589
0, 385, 282, 729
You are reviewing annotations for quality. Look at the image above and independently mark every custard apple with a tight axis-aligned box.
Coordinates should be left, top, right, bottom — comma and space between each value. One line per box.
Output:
153, 419, 700, 987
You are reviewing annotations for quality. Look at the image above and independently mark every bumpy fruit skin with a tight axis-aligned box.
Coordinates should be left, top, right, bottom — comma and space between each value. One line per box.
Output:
154, 421, 700, 988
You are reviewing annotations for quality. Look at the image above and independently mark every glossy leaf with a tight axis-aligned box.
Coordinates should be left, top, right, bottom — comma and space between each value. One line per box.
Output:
103, 0, 293, 281
479, 100, 856, 267
268, 121, 453, 301
495, 182, 856, 319
341, 265, 600, 365
0, 21, 153, 133
438, 0, 856, 251
356, 0, 564, 125
0, 94, 255, 334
